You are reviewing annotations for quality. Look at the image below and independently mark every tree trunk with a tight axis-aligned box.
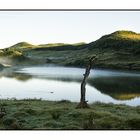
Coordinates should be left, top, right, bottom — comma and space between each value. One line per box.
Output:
76, 57, 96, 109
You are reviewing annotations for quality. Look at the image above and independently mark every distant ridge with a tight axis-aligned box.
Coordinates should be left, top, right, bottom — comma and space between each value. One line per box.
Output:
11, 42, 33, 47
6, 30, 140, 50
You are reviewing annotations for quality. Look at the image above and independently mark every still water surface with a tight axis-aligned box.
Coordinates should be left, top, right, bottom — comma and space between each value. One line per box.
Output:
1, 66, 140, 106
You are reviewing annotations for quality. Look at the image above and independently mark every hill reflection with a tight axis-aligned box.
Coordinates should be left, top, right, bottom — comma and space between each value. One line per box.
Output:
88, 77, 140, 100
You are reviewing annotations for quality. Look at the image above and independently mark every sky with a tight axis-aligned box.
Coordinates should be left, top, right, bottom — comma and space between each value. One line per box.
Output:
0, 11, 140, 48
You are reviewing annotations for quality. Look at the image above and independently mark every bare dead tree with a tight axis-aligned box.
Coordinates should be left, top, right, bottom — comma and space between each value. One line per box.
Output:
76, 56, 97, 109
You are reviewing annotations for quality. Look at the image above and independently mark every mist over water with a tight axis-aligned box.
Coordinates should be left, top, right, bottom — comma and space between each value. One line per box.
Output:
0, 57, 13, 66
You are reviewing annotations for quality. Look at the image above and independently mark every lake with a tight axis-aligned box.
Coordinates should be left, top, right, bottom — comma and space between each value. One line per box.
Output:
0, 66, 140, 106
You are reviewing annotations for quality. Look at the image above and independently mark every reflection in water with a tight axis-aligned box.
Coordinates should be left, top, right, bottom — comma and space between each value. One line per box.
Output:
0, 66, 140, 106
0, 68, 32, 81
88, 77, 140, 100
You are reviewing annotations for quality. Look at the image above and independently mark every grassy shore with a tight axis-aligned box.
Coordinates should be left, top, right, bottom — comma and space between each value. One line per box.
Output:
0, 99, 140, 130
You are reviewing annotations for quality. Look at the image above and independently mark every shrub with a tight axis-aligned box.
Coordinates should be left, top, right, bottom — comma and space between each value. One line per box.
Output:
25, 108, 37, 115
126, 118, 140, 129
50, 111, 61, 120
3, 117, 21, 129
57, 100, 71, 104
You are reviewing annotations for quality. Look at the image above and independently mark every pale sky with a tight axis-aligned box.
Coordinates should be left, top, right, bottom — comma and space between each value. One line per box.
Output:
0, 11, 140, 48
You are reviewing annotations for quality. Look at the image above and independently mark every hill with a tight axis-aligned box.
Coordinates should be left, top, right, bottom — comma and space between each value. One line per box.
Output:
88, 30, 140, 50
86, 30, 140, 70
0, 30, 140, 70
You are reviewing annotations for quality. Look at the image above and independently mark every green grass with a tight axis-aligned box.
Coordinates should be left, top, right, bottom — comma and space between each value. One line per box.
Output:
0, 99, 140, 130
